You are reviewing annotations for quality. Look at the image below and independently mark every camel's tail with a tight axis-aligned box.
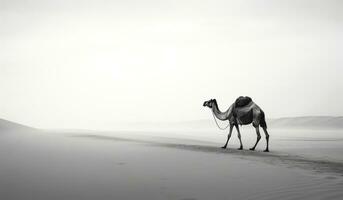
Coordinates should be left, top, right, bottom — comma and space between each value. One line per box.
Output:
260, 111, 267, 129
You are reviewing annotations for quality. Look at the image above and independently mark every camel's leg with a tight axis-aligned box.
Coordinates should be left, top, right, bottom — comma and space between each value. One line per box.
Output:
250, 127, 261, 151
262, 127, 270, 152
235, 125, 243, 150
221, 124, 234, 149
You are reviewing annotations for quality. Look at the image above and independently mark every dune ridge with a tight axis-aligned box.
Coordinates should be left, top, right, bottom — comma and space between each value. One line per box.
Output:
0, 118, 36, 132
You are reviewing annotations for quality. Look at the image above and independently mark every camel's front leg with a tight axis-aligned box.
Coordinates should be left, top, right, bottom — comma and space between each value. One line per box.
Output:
250, 127, 261, 151
222, 124, 234, 149
235, 125, 243, 150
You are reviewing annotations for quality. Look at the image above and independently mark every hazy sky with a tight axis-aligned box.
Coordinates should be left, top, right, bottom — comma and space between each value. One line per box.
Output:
1, 0, 342, 129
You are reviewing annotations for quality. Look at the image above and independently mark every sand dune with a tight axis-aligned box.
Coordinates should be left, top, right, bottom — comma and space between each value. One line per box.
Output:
269, 116, 343, 129
1, 119, 343, 200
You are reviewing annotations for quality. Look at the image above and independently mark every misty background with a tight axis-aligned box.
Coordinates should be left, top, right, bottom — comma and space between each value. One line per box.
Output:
1, 0, 342, 129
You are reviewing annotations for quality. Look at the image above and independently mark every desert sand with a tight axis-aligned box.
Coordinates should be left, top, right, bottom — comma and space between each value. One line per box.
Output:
1, 118, 343, 200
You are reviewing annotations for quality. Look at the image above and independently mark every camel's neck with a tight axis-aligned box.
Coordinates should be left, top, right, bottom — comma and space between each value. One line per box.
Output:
211, 100, 229, 121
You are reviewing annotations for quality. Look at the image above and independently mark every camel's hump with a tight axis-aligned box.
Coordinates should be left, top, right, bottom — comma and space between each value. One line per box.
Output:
235, 96, 252, 107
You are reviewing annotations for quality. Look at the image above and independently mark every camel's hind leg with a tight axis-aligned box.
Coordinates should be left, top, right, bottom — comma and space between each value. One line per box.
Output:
250, 127, 261, 151
222, 124, 234, 149
262, 127, 270, 152
235, 125, 243, 150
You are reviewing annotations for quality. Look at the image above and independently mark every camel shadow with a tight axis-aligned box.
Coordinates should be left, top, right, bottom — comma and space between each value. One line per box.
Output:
71, 134, 343, 176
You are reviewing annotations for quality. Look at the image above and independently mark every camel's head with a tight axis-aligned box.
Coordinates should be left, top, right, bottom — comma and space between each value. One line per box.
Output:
203, 99, 215, 108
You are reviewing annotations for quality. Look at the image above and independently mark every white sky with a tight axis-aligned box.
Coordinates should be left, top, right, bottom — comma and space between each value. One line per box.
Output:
0, 0, 342, 129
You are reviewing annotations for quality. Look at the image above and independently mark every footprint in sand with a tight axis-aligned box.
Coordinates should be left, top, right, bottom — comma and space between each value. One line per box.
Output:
116, 162, 126, 165
179, 198, 197, 200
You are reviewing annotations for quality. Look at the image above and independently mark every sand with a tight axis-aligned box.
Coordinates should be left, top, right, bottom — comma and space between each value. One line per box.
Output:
0, 123, 343, 200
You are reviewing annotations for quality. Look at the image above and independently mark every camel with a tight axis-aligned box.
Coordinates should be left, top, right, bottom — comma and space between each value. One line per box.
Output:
203, 96, 270, 152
